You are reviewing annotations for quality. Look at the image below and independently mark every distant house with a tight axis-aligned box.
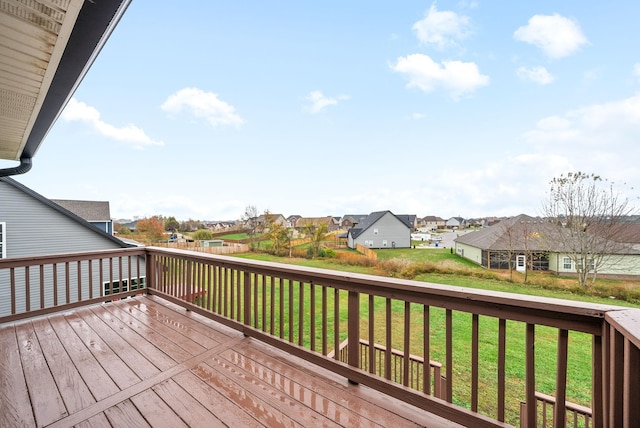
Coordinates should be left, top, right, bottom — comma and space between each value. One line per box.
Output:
257, 213, 286, 228
0, 177, 142, 314
51, 199, 113, 235
397, 214, 418, 231
340, 214, 369, 229
446, 217, 466, 229
419, 216, 445, 231
347, 211, 411, 249
286, 215, 302, 228
296, 216, 340, 232
454, 213, 640, 277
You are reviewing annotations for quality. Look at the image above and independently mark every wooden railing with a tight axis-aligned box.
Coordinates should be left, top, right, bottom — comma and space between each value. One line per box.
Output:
329, 338, 447, 399
520, 392, 592, 428
2, 246, 640, 427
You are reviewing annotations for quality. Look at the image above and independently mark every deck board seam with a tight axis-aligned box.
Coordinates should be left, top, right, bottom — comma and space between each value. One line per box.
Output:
44, 336, 245, 428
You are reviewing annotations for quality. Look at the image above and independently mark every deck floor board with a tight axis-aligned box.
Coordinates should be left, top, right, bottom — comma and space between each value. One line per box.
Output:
0, 295, 463, 428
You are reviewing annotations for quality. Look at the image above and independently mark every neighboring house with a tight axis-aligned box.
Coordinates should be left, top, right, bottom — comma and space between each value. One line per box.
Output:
340, 214, 369, 229
446, 217, 466, 229
51, 199, 113, 235
454, 214, 640, 277
257, 213, 286, 228
296, 216, 340, 232
419, 216, 445, 231
397, 214, 418, 231
347, 211, 411, 249
286, 215, 301, 228
0, 177, 142, 315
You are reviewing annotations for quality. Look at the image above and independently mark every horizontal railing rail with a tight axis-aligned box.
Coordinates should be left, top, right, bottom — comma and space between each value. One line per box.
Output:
2, 246, 640, 427
0, 247, 147, 323
520, 392, 592, 428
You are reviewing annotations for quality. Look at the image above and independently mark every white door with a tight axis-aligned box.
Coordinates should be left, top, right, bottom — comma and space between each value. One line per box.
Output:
516, 255, 526, 272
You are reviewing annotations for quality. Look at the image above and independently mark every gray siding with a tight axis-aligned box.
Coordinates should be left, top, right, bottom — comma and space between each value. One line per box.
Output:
0, 179, 142, 317
1, 181, 123, 258
351, 212, 410, 249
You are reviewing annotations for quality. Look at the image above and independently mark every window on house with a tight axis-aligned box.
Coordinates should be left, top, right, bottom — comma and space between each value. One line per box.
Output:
577, 258, 595, 271
562, 257, 572, 269
373, 228, 378, 235
382, 240, 387, 247
0, 222, 5, 259
104, 277, 146, 296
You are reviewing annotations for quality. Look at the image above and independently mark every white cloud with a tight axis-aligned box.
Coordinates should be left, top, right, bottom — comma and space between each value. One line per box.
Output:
522, 93, 640, 185
516, 66, 554, 85
514, 14, 588, 59
161, 87, 244, 127
634, 63, 640, 82
305, 91, 349, 114
61, 98, 164, 149
412, 3, 471, 49
411, 113, 426, 120
391, 53, 489, 100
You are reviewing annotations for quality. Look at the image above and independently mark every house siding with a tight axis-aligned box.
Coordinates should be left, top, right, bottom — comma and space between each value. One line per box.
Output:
0, 179, 141, 317
349, 212, 410, 249
550, 252, 640, 276
455, 242, 482, 265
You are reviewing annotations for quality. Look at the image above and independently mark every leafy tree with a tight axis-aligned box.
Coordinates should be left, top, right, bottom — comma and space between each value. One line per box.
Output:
164, 216, 179, 232
263, 213, 290, 255
301, 220, 327, 257
541, 172, 637, 288
193, 229, 214, 241
135, 216, 165, 242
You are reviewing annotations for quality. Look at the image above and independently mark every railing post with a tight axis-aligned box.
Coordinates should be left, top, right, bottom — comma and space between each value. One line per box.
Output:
348, 290, 360, 383
243, 271, 251, 328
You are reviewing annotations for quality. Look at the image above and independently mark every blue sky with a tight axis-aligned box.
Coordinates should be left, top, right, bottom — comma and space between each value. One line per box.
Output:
11, 1, 640, 221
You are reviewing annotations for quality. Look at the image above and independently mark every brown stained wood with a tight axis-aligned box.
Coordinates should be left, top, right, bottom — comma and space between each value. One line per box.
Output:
130, 389, 188, 427
472, 313, 479, 412
77, 306, 163, 381
103, 400, 150, 428
63, 310, 142, 390
172, 370, 263, 427
99, 305, 193, 362
223, 342, 437, 428
446, 308, 453, 403
15, 321, 68, 426
192, 361, 336, 428
623, 338, 640, 428
526, 323, 536, 428
152, 379, 225, 428
115, 298, 219, 350
498, 318, 506, 422
403, 301, 410, 386
554, 329, 569, 428
31, 317, 95, 413
0, 324, 36, 427
94, 304, 189, 368
47, 314, 120, 400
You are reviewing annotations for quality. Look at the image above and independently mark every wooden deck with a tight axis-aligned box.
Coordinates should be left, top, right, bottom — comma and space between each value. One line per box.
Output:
0, 295, 462, 428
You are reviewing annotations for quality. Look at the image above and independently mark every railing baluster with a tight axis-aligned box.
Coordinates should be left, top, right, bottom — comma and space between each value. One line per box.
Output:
385, 298, 392, 380
310, 281, 315, 352
288, 279, 294, 342
66, 262, 71, 303
526, 323, 536, 428
498, 318, 506, 422
39, 265, 44, 310
298, 280, 304, 346
279, 277, 284, 339
472, 313, 479, 412
270, 276, 275, 335
623, 337, 640, 426
334, 288, 340, 360
10, 267, 16, 314
369, 295, 375, 375
403, 301, 410, 386
348, 290, 360, 372
446, 308, 453, 403
424, 305, 430, 395
322, 285, 327, 355
555, 329, 569, 428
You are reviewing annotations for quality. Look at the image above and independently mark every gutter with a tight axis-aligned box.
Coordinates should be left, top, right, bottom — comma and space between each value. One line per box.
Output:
0, 157, 32, 177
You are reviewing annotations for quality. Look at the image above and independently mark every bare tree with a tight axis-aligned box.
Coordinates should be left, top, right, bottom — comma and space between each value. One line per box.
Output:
242, 205, 259, 250
541, 172, 636, 288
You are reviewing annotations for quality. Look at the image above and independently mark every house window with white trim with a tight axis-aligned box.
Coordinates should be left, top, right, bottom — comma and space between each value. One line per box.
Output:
562, 257, 572, 269
382, 240, 388, 247
577, 258, 595, 271
373, 228, 378, 235
0, 222, 5, 258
